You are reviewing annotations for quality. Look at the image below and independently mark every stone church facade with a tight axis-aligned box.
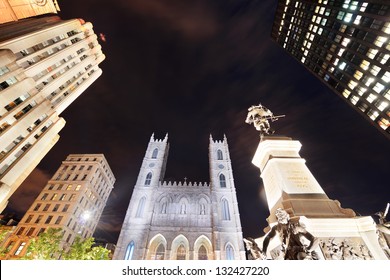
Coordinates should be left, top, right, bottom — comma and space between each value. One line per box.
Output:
113, 134, 245, 260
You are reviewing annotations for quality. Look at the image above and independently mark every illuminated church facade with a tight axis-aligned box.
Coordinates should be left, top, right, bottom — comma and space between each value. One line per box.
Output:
113, 134, 245, 260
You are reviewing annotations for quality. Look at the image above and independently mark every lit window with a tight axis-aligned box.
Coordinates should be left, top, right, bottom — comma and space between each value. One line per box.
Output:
360, 60, 370, 70
377, 101, 389, 111
14, 242, 26, 256
360, 2, 368, 12
357, 87, 367, 96
125, 241, 135, 260
365, 77, 374, 87
339, 48, 346, 56
370, 65, 381, 76
379, 54, 390, 64
385, 90, 390, 101
343, 89, 351, 98
374, 36, 387, 47
368, 110, 379, 120
341, 38, 350, 47
348, 80, 357, 89
373, 82, 385, 93
383, 22, 390, 34
350, 1, 358, 10
318, 28, 323, 35
343, 13, 353, 22
343, 0, 351, 9
337, 11, 345, 21
226, 244, 234, 260
353, 70, 363, 80
381, 71, 390, 83
354, 15, 361, 25
367, 49, 378, 59
350, 95, 360, 105
378, 118, 389, 129
321, 19, 327, 26
339, 62, 347, 70
366, 93, 377, 103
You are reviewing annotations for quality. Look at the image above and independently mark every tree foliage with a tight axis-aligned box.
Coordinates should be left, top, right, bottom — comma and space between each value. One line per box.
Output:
23, 228, 63, 260
23, 228, 110, 260
62, 236, 110, 260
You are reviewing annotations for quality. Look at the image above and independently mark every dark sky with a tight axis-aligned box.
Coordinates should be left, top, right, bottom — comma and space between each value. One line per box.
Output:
6, 0, 390, 244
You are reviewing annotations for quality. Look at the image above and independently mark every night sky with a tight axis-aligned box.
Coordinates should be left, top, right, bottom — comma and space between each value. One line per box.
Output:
6, 0, 390, 244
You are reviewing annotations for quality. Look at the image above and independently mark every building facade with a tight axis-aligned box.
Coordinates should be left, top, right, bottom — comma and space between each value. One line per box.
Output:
113, 134, 245, 260
0, 16, 105, 212
0, 154, 115, 259
271, 0, 390, 138
0, 0, 60, 24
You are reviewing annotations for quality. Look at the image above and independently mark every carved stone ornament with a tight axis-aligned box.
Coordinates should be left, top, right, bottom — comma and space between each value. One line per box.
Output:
319, 237, 374, 260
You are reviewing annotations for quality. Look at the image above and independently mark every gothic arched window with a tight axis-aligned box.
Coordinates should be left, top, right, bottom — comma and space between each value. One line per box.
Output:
198, 245, 208, 260
219, 174, 226, 188
154, 243, 165, 260
180, 203, 186, 214
222, 199, 230, 220
200, 204, 205, 215
145, 172, 152, 186
161, 202, 167, 214
177, 244, 186, 260
217, 149, 223, 160
226, 244, 234, 260
124, 241, 135, 260
136, 197, 146, 218
152, 148, 158, 159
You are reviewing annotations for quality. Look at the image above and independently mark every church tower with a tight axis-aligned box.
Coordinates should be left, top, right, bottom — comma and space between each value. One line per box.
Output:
209, 135, 246, 260
113, 134, 169, 260
113, 134, 245, 260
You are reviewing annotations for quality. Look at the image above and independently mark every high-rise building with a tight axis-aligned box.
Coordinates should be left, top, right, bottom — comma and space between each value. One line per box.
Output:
113, 134, 245, 260
0, 16, 105, 212
0, 0, 60, 24
1, 154, 115, 259
271, 0, 390, 138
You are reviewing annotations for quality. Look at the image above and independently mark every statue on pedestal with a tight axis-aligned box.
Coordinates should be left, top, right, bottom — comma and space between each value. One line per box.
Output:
245, 104, 284, 136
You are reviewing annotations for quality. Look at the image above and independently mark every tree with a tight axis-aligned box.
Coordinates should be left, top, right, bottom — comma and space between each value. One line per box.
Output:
23, 228, 110, 260
62, 236, 110, 260
23, 228, 63, 260
0, 225, 13, 258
